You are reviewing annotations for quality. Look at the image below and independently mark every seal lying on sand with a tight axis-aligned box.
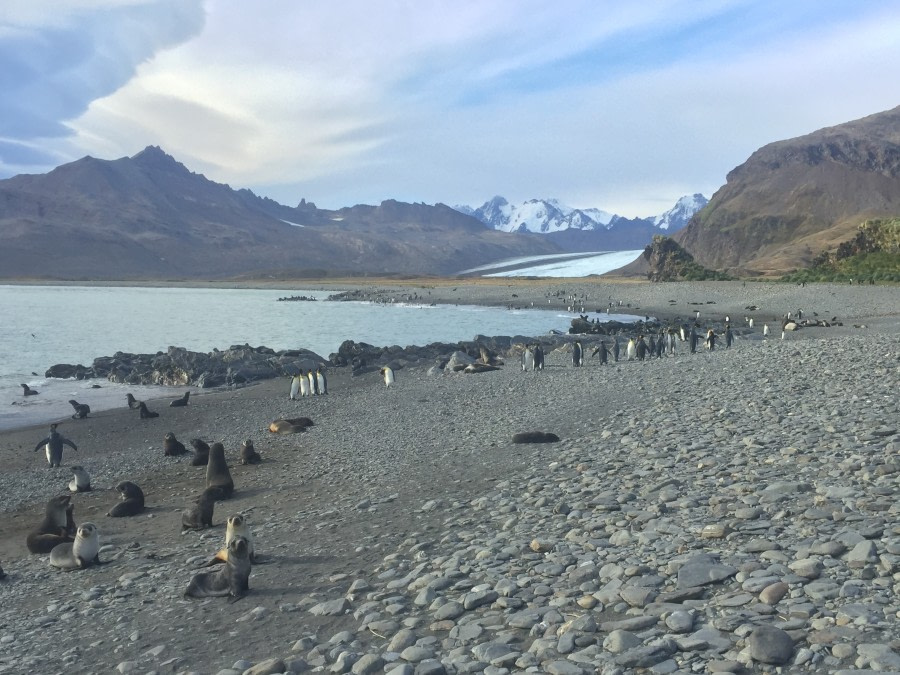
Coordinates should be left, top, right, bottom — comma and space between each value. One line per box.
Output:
26, 495, 74, 554
107, 481, 145, 517
184, 535, 251, 602
268, 418, 313, 434
138, 402, 159, 419
512, 431, 561, 444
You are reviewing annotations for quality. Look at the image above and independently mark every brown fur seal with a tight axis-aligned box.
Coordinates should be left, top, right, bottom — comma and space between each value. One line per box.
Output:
163, 432, 188, 456
26, 495, 74, 554
181, 487, 220, 530
512, 431, 560, 444
206, 443, 234, 498
138, 402, 159, 419
169, 391, 190, 407
49, 522, 101, 570
205, 513, 259, 566
240, 439, 261, 465
107, 481, 145, 517
190, 438, 210, 466
21, 383, 38, 396
184, 535, 251, 602
268, 417, 313, 434
68, 465, 92, 492
68, 399, 90, 419
126, 393, 142, 409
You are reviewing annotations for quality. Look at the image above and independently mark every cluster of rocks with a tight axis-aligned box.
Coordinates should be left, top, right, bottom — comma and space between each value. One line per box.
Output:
44, 344, 327, 388
277, 295, 318, 302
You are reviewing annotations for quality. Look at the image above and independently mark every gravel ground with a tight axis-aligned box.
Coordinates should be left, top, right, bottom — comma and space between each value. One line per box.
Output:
0, 280, 897, 674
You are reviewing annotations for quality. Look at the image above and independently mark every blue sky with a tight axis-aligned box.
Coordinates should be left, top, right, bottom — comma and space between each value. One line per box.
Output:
1, 1, 899, 217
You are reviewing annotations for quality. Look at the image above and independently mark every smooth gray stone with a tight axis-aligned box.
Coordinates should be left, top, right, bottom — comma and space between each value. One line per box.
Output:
676, 555, 737, 588
747, 625, 794, 665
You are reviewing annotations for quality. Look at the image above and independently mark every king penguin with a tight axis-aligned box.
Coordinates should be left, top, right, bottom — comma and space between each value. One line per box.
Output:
299, 370, 311, 397
316, 367, 328, 395
635, 336, 647, 361
380, 366, 395, 387
572, 341, 584, 367
522, 345, 535, 372
289, 374, 302, 400
307, 369, 318, 395
625, 338, 636, 361
533, 344, 544, 371
763, 323, 770, 336
612, 337, 620, 362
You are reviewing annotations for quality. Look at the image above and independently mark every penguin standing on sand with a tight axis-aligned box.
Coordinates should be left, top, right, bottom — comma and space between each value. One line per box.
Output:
724, 325, 733, 348
648, 335, 657, 357
612, 337, 620, 362
655, 332, 664, 358
533, 345, 544, 371
522, 345, 535, 372
307, 369, 318, 395
380, 366, 395, 387
748, 317, 754, 329
289, 374, 302, 400
34, 423, 77, 468
679, 325, 686, 342
591, 341, 608, 365
316, 367, 328, 395
635, 336, 648, 361
689, 325, 699, 354
299, 370, 311, 397
763, 323, 770, 337
705, 329, 717, 351
625, 338, 636, 361
572, 341, 584, 367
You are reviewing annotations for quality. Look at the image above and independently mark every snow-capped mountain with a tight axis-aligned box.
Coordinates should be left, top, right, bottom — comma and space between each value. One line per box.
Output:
457, 194, 706, 234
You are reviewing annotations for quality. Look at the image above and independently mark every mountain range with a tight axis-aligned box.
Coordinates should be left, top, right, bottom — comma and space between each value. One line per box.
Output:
455, 194, 707, 251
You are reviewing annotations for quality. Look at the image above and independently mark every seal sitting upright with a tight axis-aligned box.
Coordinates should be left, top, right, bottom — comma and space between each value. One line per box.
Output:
184, 535, 251, 602
49, 522, 102, 570
26, 495, 74, 554
107, 481, 145, 517
206, 443, 234, 499
169, 391, 190, 407
68, 399, 90, 419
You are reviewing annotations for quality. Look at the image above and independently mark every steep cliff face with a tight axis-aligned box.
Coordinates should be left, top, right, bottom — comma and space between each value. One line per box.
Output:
673, 106, 900, 276
639, 235, 729, 281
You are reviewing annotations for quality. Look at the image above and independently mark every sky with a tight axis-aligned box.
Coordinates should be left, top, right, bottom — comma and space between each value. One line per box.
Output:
2, 1, 899, 218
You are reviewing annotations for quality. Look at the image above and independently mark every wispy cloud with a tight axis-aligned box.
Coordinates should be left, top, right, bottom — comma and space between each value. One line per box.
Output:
1, 0, 898, 216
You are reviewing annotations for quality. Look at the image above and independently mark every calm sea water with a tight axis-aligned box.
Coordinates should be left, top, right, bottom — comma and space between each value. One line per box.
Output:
1, 285, 640, 431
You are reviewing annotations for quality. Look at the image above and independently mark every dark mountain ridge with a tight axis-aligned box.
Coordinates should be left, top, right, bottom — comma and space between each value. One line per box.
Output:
0, 147, 559, 279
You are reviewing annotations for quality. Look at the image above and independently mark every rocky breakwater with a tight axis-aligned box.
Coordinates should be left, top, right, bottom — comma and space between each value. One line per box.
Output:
44, 344, 326, 388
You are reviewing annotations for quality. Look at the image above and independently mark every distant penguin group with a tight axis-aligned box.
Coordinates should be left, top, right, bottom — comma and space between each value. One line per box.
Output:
290, 367, 327, 398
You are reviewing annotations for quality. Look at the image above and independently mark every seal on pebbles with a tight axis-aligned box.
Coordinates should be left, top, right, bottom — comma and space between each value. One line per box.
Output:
512, 431, 561, 444
205, 513, 259, 565
268, 418, 313, 434
107, 481, 145, 517
163, 432, 188, 456
169, 391, 190, 407
49, 522, 102, 570
68, 465, 92, 492
240, 439, 261, 465
68, 399, 90, 419
26, 495, 74, 554
138, 402, 159, 419
184, 535, 251, 601
181, 487, 220, 530
190, 438, 210, 466
126, 393, 142, 409
206, 443, 234, 498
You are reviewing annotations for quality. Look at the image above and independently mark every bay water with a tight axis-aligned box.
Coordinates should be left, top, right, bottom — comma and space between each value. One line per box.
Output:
1, 285, 640, 431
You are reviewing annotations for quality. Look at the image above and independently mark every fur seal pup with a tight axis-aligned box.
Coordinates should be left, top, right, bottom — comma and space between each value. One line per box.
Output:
169, 391, 190, 407
21, 384, 38, 396
68, 399, 90, 419
268, 417, 313, 434
107, 481, 145, 517
289, 374, 302, 400
163, 432, 188, 456
240, 439, 261, 465
512, 431, 561, 444
34, 423, 77, 468
316, 367, 328, 394
572, 340, 584, 367
533, 344, 544, 371
181, 487, 220, 530
26, 495, 74, 554
68, 465, 92, 492
206, 443, 234, 499
138, 402, 159, 419
380, 366, 395, 387
205, 513, 259, 566
184, 534, 251, 601
190, 438, 210, 466
126, 393, 142, 409
49, 522, 101, 570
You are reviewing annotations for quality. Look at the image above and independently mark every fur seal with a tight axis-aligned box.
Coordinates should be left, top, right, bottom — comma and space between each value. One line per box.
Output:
268, 417, 313, 434
184, 534, 251, 601
190, 438, 210, 466
205, 513, 259, 566
138, 402, 159, 419
240, 439, 261, 465
169, 391, 190, 407
181, 487, 220, 530
21, 384, 38, 396
26, 495, 74, 554
163, 432, 188, 456
512, 431, 561, 444
107, 481, 145, 517
68, 399, 90, 419
126, 393, 142, 409
68, 465, 92, 492
206, 443, 234, 499
34, 423, 77, 468
49, 522, 101, 570
380, 366, 395, 387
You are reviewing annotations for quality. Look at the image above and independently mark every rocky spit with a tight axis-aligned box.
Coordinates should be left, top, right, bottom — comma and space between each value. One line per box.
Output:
0, 284, 898, 675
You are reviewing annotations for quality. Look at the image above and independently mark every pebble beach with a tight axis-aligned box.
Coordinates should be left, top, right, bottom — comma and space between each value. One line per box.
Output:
0, 279, 898, 675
